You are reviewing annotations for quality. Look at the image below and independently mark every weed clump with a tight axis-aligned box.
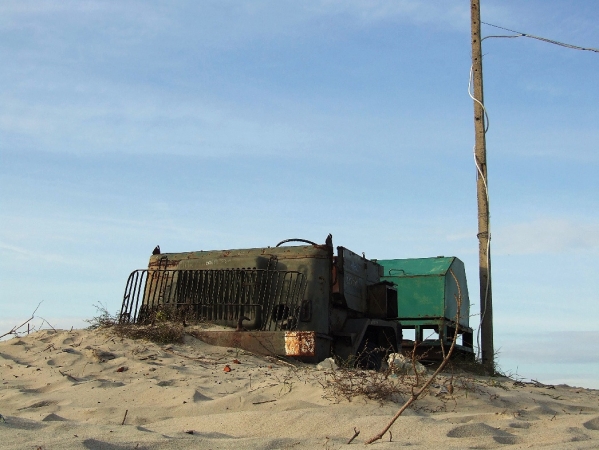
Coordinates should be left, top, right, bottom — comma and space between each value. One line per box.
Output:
86, 303, 184, 344
321, 366, 404, 404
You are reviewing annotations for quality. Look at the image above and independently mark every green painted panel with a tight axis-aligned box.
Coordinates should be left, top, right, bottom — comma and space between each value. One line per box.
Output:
379, 257, 453, 277
394, 276, 445, 318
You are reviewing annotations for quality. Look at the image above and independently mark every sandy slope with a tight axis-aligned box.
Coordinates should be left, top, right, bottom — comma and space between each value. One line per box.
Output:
1, 328, 598, 449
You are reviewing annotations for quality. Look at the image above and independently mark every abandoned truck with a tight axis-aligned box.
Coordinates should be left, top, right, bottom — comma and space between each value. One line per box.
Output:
120, 236, 401, 365
119, 235, 473, 365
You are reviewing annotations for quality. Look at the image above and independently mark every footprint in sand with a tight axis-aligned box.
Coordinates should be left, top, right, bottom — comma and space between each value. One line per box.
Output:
82, 438, 138, 449
95, 379, 125, 388
583, 416, 599, 431
508, 421, 531, 429
18, 400, 56, 410
193, 390, 212, 402
42, 413, 68, 422
0, 416, 47, 430
86, 348, 116, 362
447, 422, 521, 445
567, 426, 591, 442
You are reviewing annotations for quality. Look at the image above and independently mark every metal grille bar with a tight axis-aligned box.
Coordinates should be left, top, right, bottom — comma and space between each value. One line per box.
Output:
120, 269, 306, 331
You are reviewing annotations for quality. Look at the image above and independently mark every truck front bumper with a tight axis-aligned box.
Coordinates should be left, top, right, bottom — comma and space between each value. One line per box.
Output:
188, 330, 324, 358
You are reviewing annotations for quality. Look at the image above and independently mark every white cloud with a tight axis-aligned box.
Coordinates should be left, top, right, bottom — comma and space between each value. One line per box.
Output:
499, 331, 599, 365
0, 242, 73, 264
0, 93, 307, 157
521, 80, 563, 97
497, 128, 599, 162
494, 218, 599, 255
308, 0, 470, 31
1, 0, 473, 44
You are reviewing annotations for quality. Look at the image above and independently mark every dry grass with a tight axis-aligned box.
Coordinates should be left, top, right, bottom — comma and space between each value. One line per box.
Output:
113, 323, 185, 344
321, 367, 405, 404
320, 347, 434, 405
85, 303, 185, 344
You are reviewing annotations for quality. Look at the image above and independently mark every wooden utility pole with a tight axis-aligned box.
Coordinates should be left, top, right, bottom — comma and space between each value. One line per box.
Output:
470, 0, 494, 372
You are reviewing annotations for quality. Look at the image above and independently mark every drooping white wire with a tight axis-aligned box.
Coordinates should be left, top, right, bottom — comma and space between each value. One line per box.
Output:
468, 65, 492, 361
468, 66, 490, 133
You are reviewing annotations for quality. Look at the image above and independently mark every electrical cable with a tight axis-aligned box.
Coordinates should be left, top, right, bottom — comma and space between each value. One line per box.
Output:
481, 21, 599, 53
468, 65, 491, 362
468, 67, 490, 133
482, 34, 523, 42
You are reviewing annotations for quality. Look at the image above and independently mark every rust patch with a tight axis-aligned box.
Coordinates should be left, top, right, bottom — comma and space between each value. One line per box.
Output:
284, 331, 315, 357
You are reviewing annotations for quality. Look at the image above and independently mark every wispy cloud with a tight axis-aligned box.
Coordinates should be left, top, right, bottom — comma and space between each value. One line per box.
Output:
521, 80, 563, 97
1, 0, 473, 46
308, 0, 471, 31
500, 331, 599, 365
0, 242, 72, 264
494, 218, 599, 255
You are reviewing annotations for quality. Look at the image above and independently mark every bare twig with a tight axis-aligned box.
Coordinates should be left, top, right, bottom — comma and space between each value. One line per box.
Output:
252, 399, 276, 405
40, 343, 55, 353
0, 301, 43, 339
38, 317, 57, 332
411, 341, 420, 386
58, 370, 79, 382
347, 427, 360, 444
531, 379, 555, 389
365, 269, 462, 444
121, 409, 128, 425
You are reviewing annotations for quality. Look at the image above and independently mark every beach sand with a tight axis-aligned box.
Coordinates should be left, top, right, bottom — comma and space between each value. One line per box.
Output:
2, 328, 598, 449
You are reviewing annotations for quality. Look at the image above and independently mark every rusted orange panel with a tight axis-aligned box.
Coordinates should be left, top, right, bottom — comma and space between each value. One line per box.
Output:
189, 330, 316, 357
284, 331, 315, 356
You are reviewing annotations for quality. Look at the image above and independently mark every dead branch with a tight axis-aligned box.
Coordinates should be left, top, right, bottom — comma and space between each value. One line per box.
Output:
365, 269, 462, 444
121, 409, 128, 425
0, 301, 43, 339
347, 427, 360, 444
531, 379, 555, 389
411, 340, 421, 386
37, 317, 57, 332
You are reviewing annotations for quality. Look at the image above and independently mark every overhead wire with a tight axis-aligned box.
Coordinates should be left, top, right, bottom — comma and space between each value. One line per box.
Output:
481, 21, 599, 53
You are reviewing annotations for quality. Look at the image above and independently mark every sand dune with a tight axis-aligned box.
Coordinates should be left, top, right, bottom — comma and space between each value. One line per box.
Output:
1, 328, 598, 449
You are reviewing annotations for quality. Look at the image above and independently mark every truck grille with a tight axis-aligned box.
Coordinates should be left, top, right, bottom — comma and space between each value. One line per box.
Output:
120, 269, 307, 331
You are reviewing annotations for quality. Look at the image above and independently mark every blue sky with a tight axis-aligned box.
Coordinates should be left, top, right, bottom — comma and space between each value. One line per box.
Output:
1, 1, 598, 388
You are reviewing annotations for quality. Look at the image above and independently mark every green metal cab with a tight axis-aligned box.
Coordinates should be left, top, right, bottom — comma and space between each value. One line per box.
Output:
378, 257, 470, 327
377, 256, 473, 356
